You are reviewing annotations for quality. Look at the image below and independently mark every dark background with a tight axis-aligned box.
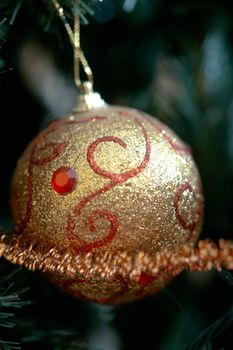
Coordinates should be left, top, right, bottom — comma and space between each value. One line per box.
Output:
0, 1, 233, 349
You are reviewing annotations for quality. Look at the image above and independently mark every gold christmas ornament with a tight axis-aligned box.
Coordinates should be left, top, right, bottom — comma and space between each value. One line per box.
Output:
3, 0, 206, 303
1, 0, 232, 305
0, 0, 233, 304
10, 104, 204, 303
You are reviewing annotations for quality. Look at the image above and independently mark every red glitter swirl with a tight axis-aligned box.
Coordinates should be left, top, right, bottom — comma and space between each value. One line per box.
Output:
145, 114, 191, 155
20, 116, 106, 231
31, 142, 68, 166
174, 182, 204, 241
18, 142, 68, 231
67, 118, 151, 253
67, 210, 119, 253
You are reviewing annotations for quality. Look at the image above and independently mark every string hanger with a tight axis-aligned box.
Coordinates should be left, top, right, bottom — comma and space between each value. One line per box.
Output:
52, 0, 105, 112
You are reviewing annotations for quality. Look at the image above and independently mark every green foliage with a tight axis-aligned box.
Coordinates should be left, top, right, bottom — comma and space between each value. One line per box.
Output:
0, 268, 31, 350
0, 265, 87, 349
0, 0, 99, 23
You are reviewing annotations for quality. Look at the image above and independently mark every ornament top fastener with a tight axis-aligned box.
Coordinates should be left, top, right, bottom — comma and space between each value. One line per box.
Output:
74, 81, 105, 113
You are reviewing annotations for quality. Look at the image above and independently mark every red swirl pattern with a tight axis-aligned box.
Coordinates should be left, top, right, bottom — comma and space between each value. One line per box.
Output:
17, 110, 201, 258
174, 182, 204, 241
144, 114, 191, 156
20, 141, 69, 230
12, 110, 205, 302
19, 116, 107, 231
67, 118, 151, 253
31, 142, 68, 166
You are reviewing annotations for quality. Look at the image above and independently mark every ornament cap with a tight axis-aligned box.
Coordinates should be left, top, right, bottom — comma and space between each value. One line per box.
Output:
74, 81, 105, 113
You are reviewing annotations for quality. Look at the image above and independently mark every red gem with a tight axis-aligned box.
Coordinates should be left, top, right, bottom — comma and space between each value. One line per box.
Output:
51, 167, 77, 195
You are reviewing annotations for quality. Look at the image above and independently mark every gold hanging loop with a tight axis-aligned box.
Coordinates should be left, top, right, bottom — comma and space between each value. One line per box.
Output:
52, 0, 94, 90
52, 0, 74, 44
73, 13, 81, 87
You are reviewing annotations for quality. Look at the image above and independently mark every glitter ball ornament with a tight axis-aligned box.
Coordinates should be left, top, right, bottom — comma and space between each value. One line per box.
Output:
10, 105, 204, 303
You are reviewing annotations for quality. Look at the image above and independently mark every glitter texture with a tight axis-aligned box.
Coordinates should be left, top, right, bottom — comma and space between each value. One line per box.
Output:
10, 106, 204, 303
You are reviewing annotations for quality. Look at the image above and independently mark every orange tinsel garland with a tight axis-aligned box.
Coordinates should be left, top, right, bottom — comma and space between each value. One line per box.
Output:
0, 233, 232, 283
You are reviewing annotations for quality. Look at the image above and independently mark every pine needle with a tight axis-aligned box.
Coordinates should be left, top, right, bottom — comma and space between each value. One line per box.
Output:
9, 0, 22, 25
0, 268, 31, 350
0, 0, 100, 23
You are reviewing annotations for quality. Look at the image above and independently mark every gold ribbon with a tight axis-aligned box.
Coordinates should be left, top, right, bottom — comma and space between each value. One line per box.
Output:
52, 0, 93, 88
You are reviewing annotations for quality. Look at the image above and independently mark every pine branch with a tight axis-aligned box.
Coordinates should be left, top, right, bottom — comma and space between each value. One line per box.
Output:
0, 0, 100, 23
0, 0, 102, 72
0, 264, 86, 349
0, 268, 31, 350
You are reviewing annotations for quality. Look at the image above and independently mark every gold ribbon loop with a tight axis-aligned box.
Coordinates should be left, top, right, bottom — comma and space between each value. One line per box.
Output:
52, 0, 94, 88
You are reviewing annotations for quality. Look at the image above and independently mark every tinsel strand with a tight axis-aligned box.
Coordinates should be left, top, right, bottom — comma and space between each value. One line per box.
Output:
0, 234, 232, 282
